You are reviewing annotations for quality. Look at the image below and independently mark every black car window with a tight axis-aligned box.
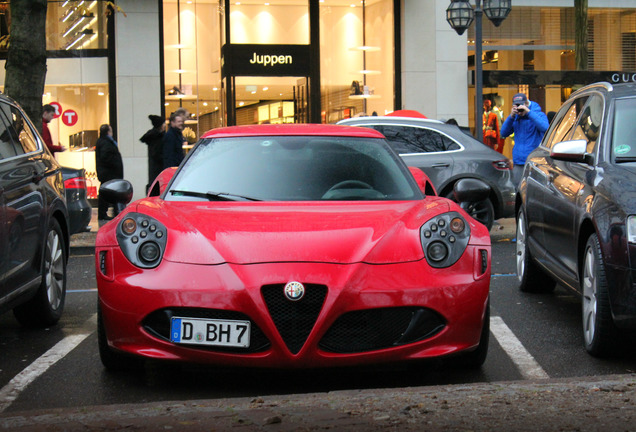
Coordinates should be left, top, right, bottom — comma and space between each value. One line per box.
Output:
0, 109, 17, 160
5, 106, 38, 154
612, 97, 636, 160
571, 94, 603, 154
545, 96, 589, 149
369, 125, 459, 153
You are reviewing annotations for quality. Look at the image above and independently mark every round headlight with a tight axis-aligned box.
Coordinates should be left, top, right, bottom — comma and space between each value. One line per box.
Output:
450, 217, 465, 234
427, 241, 448, 262
122, 218, 137, 235
139, 241, 161, 264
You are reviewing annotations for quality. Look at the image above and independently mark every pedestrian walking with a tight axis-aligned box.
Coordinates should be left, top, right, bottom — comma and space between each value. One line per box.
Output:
140, 114, 165, 190
500, 93, 549, 186
95, 124, 123, 221
163, 112, 185, 169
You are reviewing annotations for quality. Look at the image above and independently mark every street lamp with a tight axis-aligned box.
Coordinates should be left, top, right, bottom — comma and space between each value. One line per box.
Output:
446, 0, 511, 142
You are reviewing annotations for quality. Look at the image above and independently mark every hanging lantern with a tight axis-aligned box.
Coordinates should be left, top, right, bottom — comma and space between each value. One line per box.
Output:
446, 0, 475, 36
483, 0, 511, 27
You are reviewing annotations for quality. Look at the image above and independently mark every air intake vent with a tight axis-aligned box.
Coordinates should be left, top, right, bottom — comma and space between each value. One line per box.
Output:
261, 283, 327, 354
319, 307, 445, 353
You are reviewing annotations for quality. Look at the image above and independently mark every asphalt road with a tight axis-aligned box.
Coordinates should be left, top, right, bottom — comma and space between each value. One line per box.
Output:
1, 219, 635, 415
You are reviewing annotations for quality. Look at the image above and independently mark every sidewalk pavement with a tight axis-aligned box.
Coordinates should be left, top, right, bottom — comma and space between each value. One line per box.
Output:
1, 374, 635, 431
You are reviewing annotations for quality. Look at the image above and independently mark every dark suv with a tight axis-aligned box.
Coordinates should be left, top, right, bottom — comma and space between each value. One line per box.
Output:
517, 82, 636, 357
0, 93, 69, 327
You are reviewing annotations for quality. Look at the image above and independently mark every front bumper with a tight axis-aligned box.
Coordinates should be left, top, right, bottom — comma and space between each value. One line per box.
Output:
97, 246, 490, 368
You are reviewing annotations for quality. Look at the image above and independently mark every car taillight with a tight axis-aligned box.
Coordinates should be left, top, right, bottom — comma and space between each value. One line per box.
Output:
492, 159, 512, 171
64, 177, 87, 189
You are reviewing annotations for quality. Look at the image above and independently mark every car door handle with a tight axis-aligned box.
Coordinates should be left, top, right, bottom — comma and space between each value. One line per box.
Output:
431, 163, 450, 168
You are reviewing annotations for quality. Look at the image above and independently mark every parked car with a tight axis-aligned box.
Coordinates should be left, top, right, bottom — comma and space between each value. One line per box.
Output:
0, 93, 69, 327
516, 81, 636, 357
338, 116, 516, 230
96, 124, 491, 371
61, 167, 92, 234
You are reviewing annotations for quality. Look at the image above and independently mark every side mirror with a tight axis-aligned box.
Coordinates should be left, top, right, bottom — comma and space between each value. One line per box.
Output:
99, 179, 133, 206
148, 167, 178, 197
408, 166, 437, 196
550, 139, 592, 164
453, 178, 490, 203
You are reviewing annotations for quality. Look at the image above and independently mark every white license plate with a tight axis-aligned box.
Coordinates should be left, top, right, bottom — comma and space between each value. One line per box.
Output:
170, 317, 251, 348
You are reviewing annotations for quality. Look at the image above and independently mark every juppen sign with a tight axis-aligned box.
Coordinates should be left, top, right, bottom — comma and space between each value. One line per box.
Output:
223, 44, 310, 77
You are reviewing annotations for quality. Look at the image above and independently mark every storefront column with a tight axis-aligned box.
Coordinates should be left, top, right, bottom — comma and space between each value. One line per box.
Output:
114, 0, 163, 200
401, 0, 468, 125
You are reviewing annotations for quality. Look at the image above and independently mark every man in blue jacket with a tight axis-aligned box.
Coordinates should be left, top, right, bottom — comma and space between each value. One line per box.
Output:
500, 93, 549, 186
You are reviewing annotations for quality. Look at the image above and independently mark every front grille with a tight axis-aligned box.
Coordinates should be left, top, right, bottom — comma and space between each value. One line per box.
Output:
261, 283, 327, 354
142, 308, 270, 353
319, 307, 445, 353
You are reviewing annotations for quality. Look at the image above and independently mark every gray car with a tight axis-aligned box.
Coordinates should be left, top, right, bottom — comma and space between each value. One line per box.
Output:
338, 116, 516, 230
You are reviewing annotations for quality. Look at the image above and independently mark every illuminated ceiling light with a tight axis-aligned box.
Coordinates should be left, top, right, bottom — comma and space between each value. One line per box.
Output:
203, 102, 208, 106
251, 91, 256, 94
215, 106, 219, 110
263, 86, 268, 91
165, 102, 170, 106
264, 2, 270, 5
97, 88, 104, 96
350, 4, 355, 7
174, 69, 188, 74
239, 102, 245, 106
235, 1, 240, 4
213, 87, 218, 91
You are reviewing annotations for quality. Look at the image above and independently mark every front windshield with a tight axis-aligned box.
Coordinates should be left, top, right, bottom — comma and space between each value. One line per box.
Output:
166, 135, 422, 202
612, 97, 636, 161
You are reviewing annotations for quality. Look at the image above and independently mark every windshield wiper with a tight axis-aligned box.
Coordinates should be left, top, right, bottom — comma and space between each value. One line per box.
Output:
615, 156, 636, 163
170, 190, 262, 201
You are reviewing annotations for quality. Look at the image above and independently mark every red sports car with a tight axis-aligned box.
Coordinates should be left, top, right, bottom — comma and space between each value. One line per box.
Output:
96, 124, 491, 371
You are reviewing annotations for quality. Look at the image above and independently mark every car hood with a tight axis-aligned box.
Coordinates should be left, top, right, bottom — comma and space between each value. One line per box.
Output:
103, 199, 465, 265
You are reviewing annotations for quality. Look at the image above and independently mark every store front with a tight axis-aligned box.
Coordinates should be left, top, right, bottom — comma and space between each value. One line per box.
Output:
0, 0, 112, 199
162, 0, 398, 140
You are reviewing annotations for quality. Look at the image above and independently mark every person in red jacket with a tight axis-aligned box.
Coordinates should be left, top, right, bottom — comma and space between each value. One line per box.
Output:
42, 104, 65, 154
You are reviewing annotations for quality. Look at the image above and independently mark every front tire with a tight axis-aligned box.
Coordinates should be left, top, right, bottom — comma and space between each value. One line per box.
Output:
13, 218, 67, 327
516, 207, 555, 293
98, 303, 144, 371
582, 234, 619, 357
447, 301, 490, 369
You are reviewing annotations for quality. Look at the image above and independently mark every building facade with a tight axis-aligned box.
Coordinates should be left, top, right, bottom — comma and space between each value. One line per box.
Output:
1, 0, 635, 200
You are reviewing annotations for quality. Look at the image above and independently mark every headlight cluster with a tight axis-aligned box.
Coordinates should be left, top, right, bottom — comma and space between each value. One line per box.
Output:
628, 216, 636, 244
421, 212, 470, 268
116, 212, 167, 269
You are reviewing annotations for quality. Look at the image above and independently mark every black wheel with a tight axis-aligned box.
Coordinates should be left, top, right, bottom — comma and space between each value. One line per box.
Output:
13, 218, 67, 327
516, 207, 555, 293
447, 301, 490, 369
98, 303, 144, 371
445, 190, 494, 231
581, 234, 620, 357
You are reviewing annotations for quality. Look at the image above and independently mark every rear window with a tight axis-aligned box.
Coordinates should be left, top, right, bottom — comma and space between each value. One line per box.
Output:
366, 125, 460, 154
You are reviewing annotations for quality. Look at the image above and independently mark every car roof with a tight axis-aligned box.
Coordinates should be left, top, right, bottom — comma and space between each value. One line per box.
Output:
200, 123, 385, 139
339, 116, 444, 126
570, 82, 636, 100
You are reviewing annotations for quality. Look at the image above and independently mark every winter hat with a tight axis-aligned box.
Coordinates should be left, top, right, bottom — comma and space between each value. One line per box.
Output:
512, 93, 528, 106
149, 115, 164, 128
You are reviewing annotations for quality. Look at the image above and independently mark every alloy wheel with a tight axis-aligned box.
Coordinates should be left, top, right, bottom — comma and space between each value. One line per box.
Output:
582, 245, 597, 346
516, 212, 526, 282
45, 229, 65, 310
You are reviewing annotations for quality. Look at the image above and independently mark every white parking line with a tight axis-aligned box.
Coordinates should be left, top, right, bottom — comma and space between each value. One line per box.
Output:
490, 316, 549, 380
0, 314, 97, 413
